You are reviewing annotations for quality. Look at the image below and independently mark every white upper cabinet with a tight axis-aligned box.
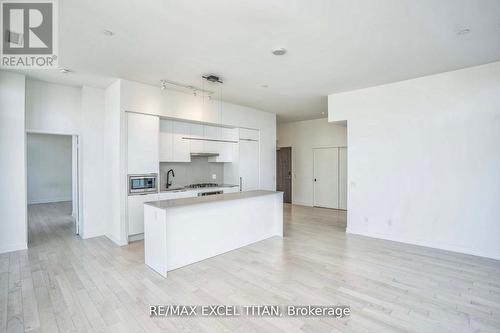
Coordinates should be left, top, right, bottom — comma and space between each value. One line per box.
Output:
172, 121, 190, 162
161, 119, 237, 163
239, 128, 260, 141
238, 128, 260, 191
127, 112, 159, 174
159, 119, 190, 162
203, 125, 219, 154
189, 123, 204, 153
208, 127, 238, 163
159, 119, 173, 162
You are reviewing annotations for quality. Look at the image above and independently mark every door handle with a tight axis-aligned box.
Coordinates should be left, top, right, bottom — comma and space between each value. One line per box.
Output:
239, 177, 242, 192
314, 178, 317, 182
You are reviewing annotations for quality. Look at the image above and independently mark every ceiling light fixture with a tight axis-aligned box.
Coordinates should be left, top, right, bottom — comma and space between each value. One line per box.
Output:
103, 29, 114, 36
160, 79, 213, 95
202, 74, 223, 84
272, 48, 287, 56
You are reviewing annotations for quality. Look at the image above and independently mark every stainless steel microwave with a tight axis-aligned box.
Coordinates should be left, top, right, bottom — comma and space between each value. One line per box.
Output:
128, 174, 158, 195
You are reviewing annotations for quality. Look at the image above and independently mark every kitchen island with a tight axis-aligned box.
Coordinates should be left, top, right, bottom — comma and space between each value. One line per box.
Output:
144, 190, 283, 277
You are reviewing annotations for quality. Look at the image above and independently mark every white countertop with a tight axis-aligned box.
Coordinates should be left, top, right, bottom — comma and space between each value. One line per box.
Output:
145, 190, 282, 209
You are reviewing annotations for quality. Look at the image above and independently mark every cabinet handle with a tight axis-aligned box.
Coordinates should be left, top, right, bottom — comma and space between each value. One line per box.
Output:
239, 177, 242, 192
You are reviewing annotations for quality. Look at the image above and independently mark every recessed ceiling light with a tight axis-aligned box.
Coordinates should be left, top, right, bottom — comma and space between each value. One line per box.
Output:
103, 29, 115, 37
457, 28, 470, 35
272, 48, 286, 56
59, 68, 70, 74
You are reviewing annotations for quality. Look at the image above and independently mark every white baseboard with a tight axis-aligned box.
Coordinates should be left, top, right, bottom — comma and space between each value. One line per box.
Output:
81, 230, 105, 240
28, 197, 72, 205
0, 243, 28, 254
346, 228, 500, 261
292, 201, 313, 207
128, 233, 144, 242
105, 233, 128, 246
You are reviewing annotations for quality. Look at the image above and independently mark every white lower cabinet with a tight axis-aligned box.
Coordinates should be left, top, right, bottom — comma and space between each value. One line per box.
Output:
128, 193, 158, 236
128, 188, 240, 240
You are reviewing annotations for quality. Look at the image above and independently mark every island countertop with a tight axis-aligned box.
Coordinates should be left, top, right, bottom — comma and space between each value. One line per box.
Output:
145, 190, 282, 210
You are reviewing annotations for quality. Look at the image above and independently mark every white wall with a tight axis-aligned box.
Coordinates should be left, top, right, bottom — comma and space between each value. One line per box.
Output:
0, 71, 27, 253
277, 118, 347, 206
328, 61, 500, 260
27, 134, 72, 204
25, 78, 108, 240
81, 87, 108, 238
104, 81, 126, 245
26, 78, 81, 133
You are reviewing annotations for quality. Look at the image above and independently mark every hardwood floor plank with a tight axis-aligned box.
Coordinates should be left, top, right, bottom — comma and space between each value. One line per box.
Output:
1, 201, 498, 333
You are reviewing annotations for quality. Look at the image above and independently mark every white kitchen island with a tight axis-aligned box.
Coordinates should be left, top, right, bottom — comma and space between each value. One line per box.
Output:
143, 190, 283, 277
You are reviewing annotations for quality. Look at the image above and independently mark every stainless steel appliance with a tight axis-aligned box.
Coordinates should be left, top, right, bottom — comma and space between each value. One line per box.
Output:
198, 190, 223, 197
187, 183, 219, 189
128, 174, 158, 195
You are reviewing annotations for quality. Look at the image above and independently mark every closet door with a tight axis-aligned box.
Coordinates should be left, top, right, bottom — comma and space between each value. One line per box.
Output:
313, 148, 339, 209
339, 147, 348, 210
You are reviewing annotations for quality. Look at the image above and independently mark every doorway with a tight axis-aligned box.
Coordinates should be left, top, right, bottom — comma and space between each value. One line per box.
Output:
26, 132, 80, 244
313, 147, 347, 209
276, 147, 292, 203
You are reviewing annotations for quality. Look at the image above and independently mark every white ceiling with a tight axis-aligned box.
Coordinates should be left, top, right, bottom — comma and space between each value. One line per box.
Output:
15, 0, 500, 122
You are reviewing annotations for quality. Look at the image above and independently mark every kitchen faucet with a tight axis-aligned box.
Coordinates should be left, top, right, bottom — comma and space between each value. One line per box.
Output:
166, 169, 175, 189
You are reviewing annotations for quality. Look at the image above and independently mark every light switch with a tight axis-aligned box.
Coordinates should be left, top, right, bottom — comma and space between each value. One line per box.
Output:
212, 174, 217, 180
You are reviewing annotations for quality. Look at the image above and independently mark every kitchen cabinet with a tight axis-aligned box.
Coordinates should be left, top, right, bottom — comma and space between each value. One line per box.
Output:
172, 121, 190, 162
239, 127, 260, 141
159, 119, 190, 162
208, 127, 238, 163
127, 113, 159, 174
161, 119, 238, 163
128, 193, 158, 236
159, 119, 173, 162
238, 128, 260, 191
189, 123, 204, 153
203, 125, 219, 154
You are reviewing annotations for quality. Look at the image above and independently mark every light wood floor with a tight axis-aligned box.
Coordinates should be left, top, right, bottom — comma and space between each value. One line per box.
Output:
1, 202, 499, 333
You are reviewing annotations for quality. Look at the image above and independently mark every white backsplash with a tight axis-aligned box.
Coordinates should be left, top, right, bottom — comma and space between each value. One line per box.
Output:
159, 156, 224, 190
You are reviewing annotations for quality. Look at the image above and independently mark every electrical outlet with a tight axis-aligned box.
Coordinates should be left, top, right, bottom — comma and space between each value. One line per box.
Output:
212, 174, 217, 180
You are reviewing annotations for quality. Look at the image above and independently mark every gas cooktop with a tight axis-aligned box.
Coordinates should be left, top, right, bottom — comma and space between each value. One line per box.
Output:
186, 183, 220, 189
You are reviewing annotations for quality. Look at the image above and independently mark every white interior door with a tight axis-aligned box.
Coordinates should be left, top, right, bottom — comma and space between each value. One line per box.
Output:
339, 147, 347, 210
313, 148, 339, 209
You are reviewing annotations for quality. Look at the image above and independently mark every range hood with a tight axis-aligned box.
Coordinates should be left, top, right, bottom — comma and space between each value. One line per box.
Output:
190, 152, 219, 157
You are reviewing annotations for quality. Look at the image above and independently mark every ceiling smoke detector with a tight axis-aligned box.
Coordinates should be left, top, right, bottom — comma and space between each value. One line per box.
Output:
457, 28, 471, 35
272, 48, 287, 56
202, 75, 223, 84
